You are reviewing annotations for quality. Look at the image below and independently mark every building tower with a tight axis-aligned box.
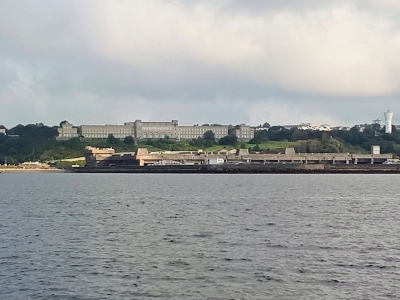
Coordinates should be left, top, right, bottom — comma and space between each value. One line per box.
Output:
384, 110, 394, 134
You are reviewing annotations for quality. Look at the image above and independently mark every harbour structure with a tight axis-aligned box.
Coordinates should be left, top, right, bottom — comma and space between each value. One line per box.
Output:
84, 146, 393, 167
384, 110, 393, 134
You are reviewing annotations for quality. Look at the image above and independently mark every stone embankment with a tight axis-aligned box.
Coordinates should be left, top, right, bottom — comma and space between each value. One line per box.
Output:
72, 164, 400, 174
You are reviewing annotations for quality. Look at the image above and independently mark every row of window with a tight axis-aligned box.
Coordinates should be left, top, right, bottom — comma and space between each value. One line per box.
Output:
60, 134, 78, 137
178, 130, 227, 134
84, 134, 129, 138
142, 127, 172, 131
142, 133, 170, 138
82, 130, 132, 134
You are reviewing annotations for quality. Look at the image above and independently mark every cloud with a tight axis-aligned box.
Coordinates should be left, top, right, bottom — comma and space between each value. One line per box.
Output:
83, 1, 400, 96
0, 0, 400, 128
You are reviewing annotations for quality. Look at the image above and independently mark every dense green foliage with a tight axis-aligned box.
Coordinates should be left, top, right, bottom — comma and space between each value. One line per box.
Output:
250, 124, 398, 154
1, 122, 399, 165
0, 124, 141, 164
219, 134, 238, 146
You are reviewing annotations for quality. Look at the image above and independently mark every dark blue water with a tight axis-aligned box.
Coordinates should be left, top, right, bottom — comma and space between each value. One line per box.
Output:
1, 173, 400, 299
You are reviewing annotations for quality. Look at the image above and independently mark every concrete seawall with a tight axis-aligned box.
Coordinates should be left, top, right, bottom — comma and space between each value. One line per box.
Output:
72, 164, 400, 174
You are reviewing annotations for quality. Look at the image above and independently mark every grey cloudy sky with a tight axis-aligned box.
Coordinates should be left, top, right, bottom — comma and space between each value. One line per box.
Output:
1, 0, 400, 128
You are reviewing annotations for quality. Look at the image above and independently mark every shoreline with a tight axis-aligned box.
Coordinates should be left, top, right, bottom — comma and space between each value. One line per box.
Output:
71, 164, 400, 174
0, 168, 66, 173
3, 164, 400, 174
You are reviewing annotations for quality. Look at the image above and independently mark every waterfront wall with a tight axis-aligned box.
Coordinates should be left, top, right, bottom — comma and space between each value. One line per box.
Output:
73, 164, 400, 174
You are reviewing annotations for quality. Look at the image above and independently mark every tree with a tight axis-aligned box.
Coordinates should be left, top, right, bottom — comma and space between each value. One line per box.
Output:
219, 135, 238, 146
322, 139, 344, 153
189, 137, 205, 148
269, 125, 283, 131
64, 137, 81, 150
251, 130, 270, 144
124, 136, 135, 145
7, 124, 58, 140
307, 140, 322, 153
263, 122, 271, 128
203, 130, 215, 144
291, 129, 308, 141
321, 132, 330, 141
204, 140, 214, 147
107, 134, 119, 144
295, 141, 308, 153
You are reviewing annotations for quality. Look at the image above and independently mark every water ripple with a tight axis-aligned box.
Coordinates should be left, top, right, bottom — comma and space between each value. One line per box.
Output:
1, 173, 400, 299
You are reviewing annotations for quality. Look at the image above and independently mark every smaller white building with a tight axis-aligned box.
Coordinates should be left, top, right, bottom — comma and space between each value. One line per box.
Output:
371, 145, 380, 155
208, 157, 225, 165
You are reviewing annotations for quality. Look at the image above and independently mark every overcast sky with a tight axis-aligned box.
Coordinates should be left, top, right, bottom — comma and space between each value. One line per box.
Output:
1, 0, 400, 128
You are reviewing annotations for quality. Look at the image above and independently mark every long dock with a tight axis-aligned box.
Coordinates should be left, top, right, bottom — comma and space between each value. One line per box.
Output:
72, 164, 400, 174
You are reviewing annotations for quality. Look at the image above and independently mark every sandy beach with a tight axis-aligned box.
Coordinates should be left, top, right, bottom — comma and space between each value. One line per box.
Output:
0, 168, 66, 173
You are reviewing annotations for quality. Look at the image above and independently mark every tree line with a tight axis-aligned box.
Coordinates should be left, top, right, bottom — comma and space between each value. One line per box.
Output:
250, 124, 400, 154
1, 123, 400, 164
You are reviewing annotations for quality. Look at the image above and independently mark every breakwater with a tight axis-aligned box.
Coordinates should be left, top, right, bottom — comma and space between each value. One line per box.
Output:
72, 164, 400, 174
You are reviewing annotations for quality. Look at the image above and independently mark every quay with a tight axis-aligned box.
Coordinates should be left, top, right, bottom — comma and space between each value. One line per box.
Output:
83, 146, 393, 167
71, 146, 400, 174
73, 164, 400, 174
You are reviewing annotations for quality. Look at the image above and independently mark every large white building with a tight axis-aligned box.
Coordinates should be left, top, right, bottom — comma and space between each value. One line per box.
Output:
79, 123, 133, 139
177, 125, 228, 140
56, 120, 254, 141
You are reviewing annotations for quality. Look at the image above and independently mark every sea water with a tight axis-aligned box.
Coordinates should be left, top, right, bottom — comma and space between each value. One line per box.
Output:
1, 173, 400, 299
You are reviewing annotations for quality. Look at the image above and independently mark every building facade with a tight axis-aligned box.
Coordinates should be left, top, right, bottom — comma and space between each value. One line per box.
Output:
79, 123, 133, 139
56, 120, 253, 141
134, 120, 178, 139
177, 125, 228, 140
229, 124, 254, 141
57, 121, 79, 140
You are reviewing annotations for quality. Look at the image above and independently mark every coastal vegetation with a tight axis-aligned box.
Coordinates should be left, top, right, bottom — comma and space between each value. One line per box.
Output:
0, 122, 399, 164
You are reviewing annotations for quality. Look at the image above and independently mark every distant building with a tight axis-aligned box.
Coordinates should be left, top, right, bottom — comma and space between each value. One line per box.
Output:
332, 126, 350, 131
282, 125, 298, 130
57, 121, 78, 140
278, 123, 335, 131
55, 119, 254, 141
371, 145, 381, 155
177, 124, 228, 140
134, 120, 178, 139
79, 123, 133, 139
0, 125, 6, 135
229, 124, 254, 141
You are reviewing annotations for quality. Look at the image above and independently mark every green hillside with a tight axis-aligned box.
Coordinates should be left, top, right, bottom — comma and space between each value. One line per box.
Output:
0, 123, 398, 165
